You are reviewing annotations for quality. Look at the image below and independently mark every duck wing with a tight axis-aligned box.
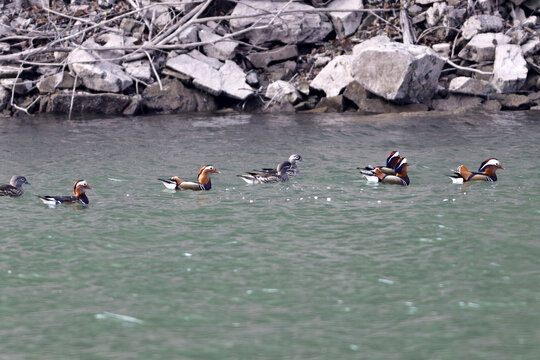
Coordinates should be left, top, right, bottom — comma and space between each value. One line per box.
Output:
0, 184, 23, 197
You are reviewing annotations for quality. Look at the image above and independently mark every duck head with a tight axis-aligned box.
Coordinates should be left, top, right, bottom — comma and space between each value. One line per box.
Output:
73, 180, 92, 196
478, 158, 504, 172
10, 175, 30, 187
277, 161, 291, 176
288, 154, 304, 164
395, 158, 408, 177
386, 151, 400, 168
197, 165, 220, 185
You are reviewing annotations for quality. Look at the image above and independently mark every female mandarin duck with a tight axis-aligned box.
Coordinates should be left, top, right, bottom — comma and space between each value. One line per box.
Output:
238, 162, 291, 184
359, 151, 402, 176
38, 180, 92, 205
364, 158, 410, 186
449, 158, 503, 184
256, 154, 304, 177
158, 165, 219, 191
0, 175, 30, 197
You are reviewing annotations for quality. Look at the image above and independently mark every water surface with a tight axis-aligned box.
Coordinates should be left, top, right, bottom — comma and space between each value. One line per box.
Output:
1, 111, 539, 359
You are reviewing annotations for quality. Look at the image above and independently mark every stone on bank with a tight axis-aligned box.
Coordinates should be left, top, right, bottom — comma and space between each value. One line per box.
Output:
351, 37, 445, 104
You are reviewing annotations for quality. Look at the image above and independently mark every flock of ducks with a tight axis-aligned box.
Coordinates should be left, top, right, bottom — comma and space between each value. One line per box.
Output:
0, 152, 504, 205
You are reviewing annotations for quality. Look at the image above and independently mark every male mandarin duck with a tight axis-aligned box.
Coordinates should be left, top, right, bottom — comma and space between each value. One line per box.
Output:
449, 158, 503, 184
158, 165, 219, 191
256, 154, 304, 177
364, 158, 410, 186
38, 180, 92, 205
359, 151, 402, 176
0, 175, 30, 197
238, 162, 291, 184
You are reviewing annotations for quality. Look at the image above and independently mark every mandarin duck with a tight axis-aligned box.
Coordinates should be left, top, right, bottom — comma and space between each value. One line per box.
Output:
364, 158, 410, 186
38, 180, 92, 205
0, 175, 30, 197
449, 158, 503, 184
256, 154, 304, 177
238, 162, 291, 184
359, 151, 402, 176
158, 165, 219, 191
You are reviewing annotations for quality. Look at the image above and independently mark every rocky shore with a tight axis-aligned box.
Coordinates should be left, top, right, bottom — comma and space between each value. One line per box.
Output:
0, 0, 538, 117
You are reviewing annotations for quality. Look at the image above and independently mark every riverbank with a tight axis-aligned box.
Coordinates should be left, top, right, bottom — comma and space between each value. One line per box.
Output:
0, 0, 538, 117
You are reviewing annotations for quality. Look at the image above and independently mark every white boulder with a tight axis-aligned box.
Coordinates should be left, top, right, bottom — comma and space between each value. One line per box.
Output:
265, 80, 300, 104
219, 60, 254, 100
351, 39, 445, 104
327, 0, 364, 39
229, 0, 333, 45
199, 29, 238, 61
123, 60, 154, 84
310, 55, 354, 97
458, 33, 512, 62
67, 48, 132, 93
461, 15, 504, 40
492, 44, 528, 93
166, 54, 253, 100
449, 76, 495, 96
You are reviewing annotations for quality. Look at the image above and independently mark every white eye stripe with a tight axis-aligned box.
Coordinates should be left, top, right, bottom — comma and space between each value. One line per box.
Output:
480, 159, 499, 170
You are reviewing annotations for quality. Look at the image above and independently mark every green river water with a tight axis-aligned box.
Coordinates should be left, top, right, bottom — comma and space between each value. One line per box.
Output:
0, 111, 539, 359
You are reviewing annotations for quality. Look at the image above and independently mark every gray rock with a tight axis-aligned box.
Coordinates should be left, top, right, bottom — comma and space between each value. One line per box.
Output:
123, 60, 154, 84
458, 33, 512, 62
327, 0, 364, 39
310, 55, 354, 97
0, 66, 23, 78
143, 4, 172, 28
166, 54, 222, 95
46, 91, 131, 115
461, 15, 504, 40
188, 49, 224, 70
343, 80, 370, 106
354, 98, 428, 113
199, 29, 238, 61
426, 2, 447, 27
0, 78, 33, 95
229, 0, 333, 45
67, 48, 132, 93
316, 95, 344, 112
166, 54, 253, 100
0, 86, 9, 111
352, 35, 391, 55
439, 6, 466, 39
119, 18, 145, 38
351, 40, 445, 104
0, 42, 10, 53
482, 99, 502, 111
122, 94, 142, 116
91, 34, 127, 65
246, 71, 259, 87
177, 25, 199, 44
219, 60, 254, 100
37, 72, 77, 93
522, 39, 540, 57
268, 60, 297, 82
141, 78, 216, 113
496, 94, 532, 110
507, 27, 529, 46
449, 76, 494, 96
313, 55, 332, 68
247, 45, 299, 68
431, 95, 483, 111
432, 43, 450, 58
524, 0, 540, 11
492, 44, 528, 93
265, 80, 301, 104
